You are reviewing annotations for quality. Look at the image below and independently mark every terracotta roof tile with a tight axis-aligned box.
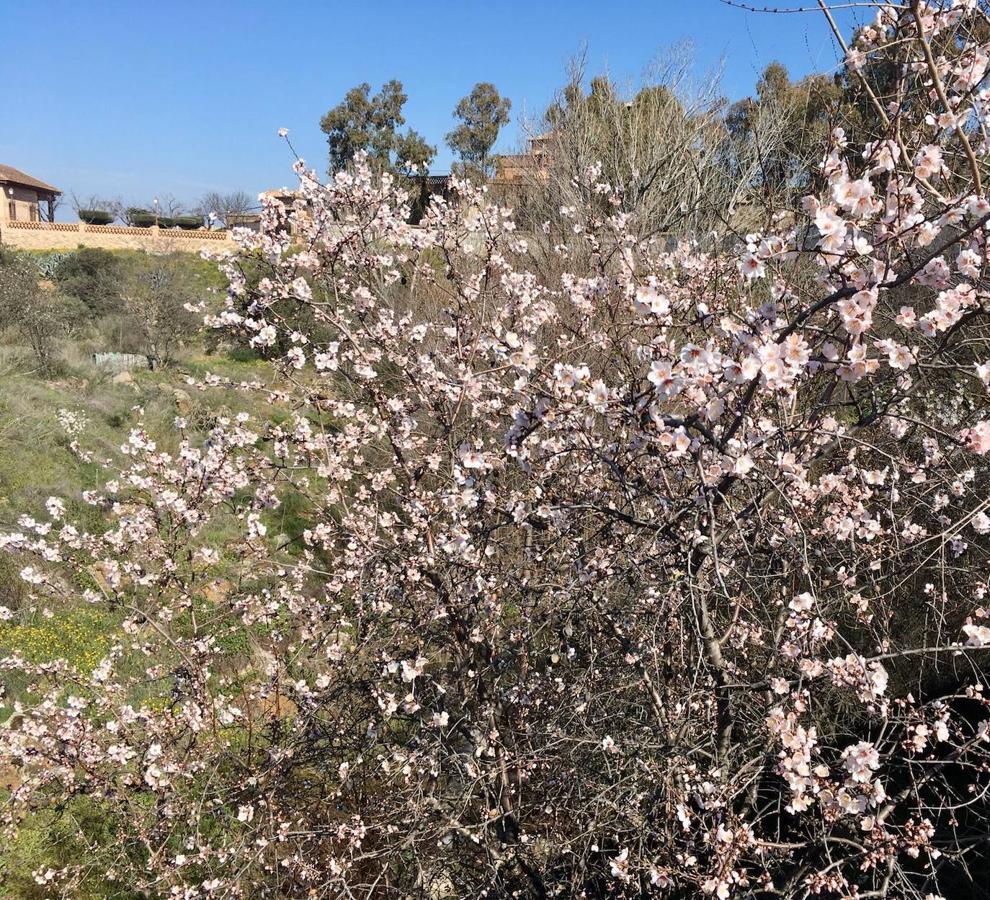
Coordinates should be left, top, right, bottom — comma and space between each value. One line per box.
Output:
0, 164, 60, 194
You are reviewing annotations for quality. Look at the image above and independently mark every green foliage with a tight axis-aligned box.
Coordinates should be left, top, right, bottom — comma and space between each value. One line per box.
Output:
52, 247, 123, 317
0, 606, 112, 672
78, 209, 114, 225
126, 209, 156, 227
320, 80, 435, 176
0, 253, 84, 374
33, 251, 71, 281
0, 553, 26, 613
40, 248, 224, 353
0, 797, 145, 899
173, 215, 204, 230
446, 82, 511, 177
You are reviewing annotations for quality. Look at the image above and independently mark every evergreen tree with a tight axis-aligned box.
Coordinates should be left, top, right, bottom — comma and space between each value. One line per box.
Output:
446, 82, 511, 177
321, 80, 434, 176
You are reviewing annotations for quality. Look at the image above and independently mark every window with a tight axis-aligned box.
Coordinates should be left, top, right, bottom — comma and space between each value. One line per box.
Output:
29, 203, 38, 222
7, 201, 15, 221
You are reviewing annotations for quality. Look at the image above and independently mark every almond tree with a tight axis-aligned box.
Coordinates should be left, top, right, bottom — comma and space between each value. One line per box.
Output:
6, 4, 990, 897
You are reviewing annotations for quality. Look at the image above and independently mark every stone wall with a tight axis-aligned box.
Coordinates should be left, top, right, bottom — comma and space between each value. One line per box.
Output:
0, 220, 237, 254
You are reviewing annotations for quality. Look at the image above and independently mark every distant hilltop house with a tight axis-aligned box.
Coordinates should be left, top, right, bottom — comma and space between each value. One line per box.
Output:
410, 139, 551, 210
0, 164, 61, 223
493, 134, 552, 192
0, 162, 233, 253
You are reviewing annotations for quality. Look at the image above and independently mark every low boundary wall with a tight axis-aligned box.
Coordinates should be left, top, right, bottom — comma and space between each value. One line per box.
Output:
0, 220, 237, 253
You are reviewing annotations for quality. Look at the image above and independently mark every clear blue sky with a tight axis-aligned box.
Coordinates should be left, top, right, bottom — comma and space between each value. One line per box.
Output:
0, 0, 857, 216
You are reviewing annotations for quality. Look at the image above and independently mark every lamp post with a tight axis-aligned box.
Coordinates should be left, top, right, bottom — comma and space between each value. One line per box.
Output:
153, 196, 159, 228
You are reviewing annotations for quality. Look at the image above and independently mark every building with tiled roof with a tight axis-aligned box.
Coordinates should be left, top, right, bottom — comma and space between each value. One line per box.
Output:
0, 164, 61, 224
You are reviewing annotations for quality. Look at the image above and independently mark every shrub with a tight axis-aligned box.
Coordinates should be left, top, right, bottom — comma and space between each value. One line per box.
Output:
78, 209, 114, 226
0, 253, 82, 374
52, 247, 122, 316
33, 250, 71, 281
173, 215, 203, 230
126, 209, 156, 227
6, 6, 990, 899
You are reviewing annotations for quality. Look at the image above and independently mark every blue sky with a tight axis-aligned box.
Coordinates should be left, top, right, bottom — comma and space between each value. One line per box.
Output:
0, 1, 857, 216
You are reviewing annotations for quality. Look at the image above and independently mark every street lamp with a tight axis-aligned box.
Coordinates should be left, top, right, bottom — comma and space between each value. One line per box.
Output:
152, 196, 159, 228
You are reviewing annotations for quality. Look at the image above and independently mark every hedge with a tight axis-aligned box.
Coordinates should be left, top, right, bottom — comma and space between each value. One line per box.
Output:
124, 210, 201, 229
78, 209, 114, 226
127, 210, 157, 228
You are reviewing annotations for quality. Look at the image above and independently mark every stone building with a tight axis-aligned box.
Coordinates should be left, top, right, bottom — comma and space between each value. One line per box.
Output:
493, 135, 551, 189
0, 164, 61, 223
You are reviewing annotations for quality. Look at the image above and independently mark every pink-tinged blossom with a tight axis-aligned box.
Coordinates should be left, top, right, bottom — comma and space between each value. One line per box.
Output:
963, 622, 990, 647
842, 740, 880, 783
958, 248, 983, 278
964, 421, 990, 454
647, 359, 683, 397
914, 145, 946, 180
7, 13, 990, 894
896, 306, 917, 328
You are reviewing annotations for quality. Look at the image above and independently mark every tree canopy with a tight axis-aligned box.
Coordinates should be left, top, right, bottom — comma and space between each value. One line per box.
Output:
320, 80, 435, 176
446, 82, 511, 177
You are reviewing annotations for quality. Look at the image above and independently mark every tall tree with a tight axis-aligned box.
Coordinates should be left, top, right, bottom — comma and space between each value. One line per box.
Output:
320, 80, 434, 176
446, 82, 511, 177
725, 61, 842, 196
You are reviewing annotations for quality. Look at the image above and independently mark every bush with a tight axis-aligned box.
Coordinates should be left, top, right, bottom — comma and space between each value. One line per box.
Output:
126, 209, 156, 227
173, 215, 203, 230
34, 251, 71, 280
78, 209, 114, 226
53, 247, 122, 316
0, 253, 83, 374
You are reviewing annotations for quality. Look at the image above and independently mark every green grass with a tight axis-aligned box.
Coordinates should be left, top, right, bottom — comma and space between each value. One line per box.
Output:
0, 336, 284, 681
0, 796, 146, 899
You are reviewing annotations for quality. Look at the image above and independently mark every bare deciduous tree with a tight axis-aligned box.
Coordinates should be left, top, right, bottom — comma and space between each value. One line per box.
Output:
196, 190, 256, 227
120, 254, 201, 365
513, 43, 787, 259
